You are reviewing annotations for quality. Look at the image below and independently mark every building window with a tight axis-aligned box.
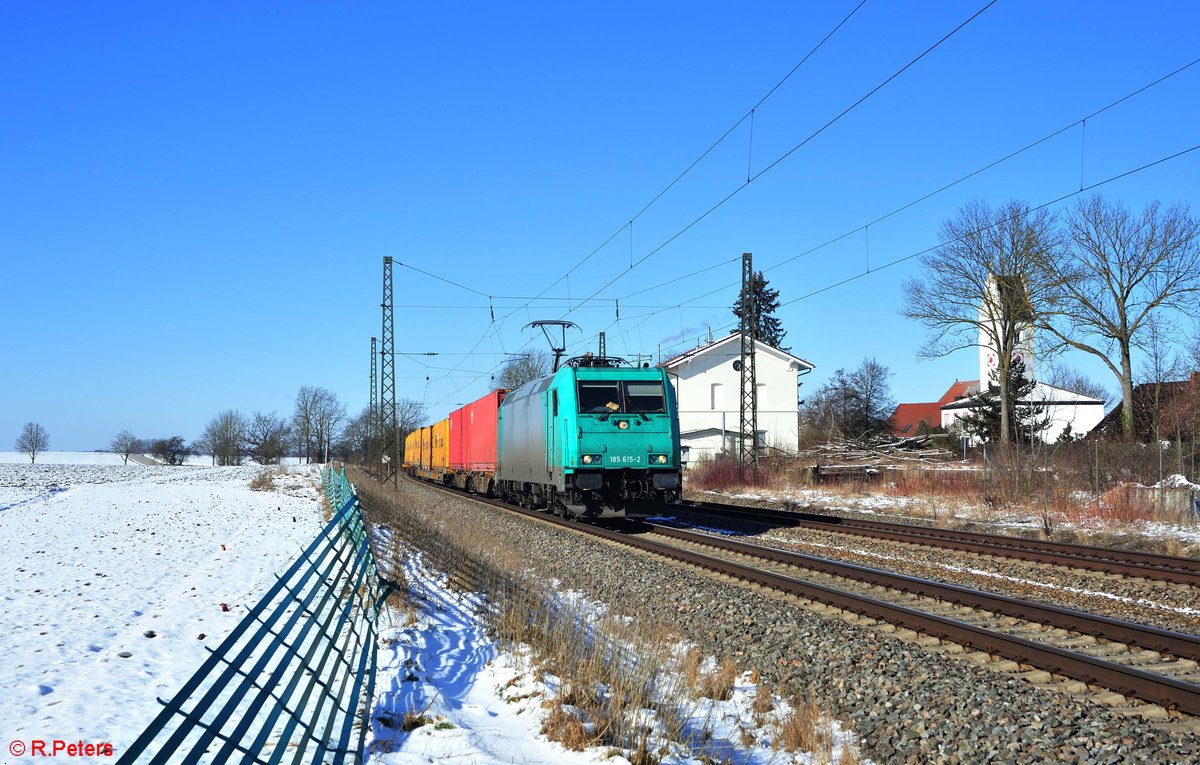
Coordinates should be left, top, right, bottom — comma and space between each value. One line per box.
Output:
711, 383, 723, 411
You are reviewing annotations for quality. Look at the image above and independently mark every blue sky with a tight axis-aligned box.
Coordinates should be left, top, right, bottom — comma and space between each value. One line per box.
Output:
2, 2, 1198, 450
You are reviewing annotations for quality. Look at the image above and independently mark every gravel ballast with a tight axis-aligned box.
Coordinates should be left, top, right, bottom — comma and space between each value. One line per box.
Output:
371, 477, 1200, 763
689, 520, 1200, 636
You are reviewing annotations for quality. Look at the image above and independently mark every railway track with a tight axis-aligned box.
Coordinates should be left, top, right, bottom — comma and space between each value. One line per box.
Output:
412, 477, 1200, 718
672, 498, 1200, 587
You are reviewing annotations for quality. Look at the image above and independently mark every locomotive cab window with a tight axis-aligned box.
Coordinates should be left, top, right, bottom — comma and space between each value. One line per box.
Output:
623, 381, 665, 413
577, 379, 666, 414
578, 381, 622, 413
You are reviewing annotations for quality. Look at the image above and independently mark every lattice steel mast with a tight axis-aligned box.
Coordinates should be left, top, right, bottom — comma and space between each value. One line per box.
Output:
368, 336, 378, 474
738, 252, 758, 478
380, 257, 398, 486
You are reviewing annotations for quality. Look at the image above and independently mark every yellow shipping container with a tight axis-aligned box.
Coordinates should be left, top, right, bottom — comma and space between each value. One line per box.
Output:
403, 428, 422, 469
418, 426, 432, 470
430, 419, 450, 472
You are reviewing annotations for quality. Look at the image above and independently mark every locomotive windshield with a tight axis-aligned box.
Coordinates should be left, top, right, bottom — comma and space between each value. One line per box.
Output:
576, 380, 665, 414
623, 381, 665, 413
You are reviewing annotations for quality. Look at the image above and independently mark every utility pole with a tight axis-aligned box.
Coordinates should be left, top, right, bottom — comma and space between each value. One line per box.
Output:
738, 252, 758, 479
381, 257, 398, 487
368, 336, 378, 475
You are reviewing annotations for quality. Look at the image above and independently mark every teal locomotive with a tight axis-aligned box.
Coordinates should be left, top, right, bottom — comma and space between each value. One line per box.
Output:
495, 356, 682, 519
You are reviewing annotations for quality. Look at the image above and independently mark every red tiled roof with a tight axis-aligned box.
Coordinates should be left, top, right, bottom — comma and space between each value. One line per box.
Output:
937, 380, 979, 405
890, 403, 942, 436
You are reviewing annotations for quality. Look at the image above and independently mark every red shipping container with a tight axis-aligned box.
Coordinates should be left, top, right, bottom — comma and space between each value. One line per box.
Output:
449, 389, 507, 472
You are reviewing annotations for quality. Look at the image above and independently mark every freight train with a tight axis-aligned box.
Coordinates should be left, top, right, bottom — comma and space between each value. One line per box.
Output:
404, 356, 682, 519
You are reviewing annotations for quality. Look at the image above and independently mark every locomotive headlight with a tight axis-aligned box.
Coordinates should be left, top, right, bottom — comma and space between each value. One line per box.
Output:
582, 454, 603, 465
617, 420, 629, 429
650, 454, 668, 464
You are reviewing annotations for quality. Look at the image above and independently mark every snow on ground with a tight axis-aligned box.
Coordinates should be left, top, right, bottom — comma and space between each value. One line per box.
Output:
0, 451, 311, 467
0, 462, 326, 759
0, 450, 133, 465
707, 481, 1200, 546
368, 553, 865, 765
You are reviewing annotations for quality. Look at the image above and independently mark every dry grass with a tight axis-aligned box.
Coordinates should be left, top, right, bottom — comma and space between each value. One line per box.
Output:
688, 456, 781, 493
349, 468, 700, 760
680, 647, 703, 690
751, 682, 774, 716
697, 657, 738, 701
542, 701, 595, 751
248, 469, 278, 492
776, 696, 830, 758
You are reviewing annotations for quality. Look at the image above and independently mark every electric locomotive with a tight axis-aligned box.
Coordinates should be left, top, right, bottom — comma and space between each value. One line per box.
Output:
495, 355, 682, 519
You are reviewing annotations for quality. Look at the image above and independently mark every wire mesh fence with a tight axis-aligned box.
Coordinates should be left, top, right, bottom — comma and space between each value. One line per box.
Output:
115, 467, 395, 765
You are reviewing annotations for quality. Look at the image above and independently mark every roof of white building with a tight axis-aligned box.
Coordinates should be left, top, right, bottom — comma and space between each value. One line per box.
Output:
940, 382, 1105, 411
659, 332, 814, 372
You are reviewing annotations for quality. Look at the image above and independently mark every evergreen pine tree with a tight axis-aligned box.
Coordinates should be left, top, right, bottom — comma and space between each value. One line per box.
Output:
958, 357, 1049, 444
731, 271, 788, 350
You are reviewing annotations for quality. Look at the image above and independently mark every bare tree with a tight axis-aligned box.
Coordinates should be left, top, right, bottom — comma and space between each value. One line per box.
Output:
149, 436, 189, 466
798, 359, 895, 441
293, 386, 319, 463
849, 358, 896, 435
245, 411, 291, 465
1044, 363, 1113, 409
902, 200, 1061, 444
394, 397, 428, 464
202, 410, 247, 466
109, 430, 142, 465
350, 397, 427, 467
311, 388, 346, 464
339, 408, 373, 463
1191, 326, 1200, 371
1039, 197, 1200, 439
15, 422, 49, 463
496, 351, 550, 390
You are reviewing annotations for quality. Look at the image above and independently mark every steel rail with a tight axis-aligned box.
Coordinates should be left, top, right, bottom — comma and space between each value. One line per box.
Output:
673, 499, 1200, 587
414, 478, 1200, 716
645, 522, 1200, 661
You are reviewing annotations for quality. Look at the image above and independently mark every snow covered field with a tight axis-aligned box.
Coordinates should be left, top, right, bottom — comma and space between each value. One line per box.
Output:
0, 451, 311, 467
2, 460, 861, 763
0, 450, 133, 465
0, 462, 326, 759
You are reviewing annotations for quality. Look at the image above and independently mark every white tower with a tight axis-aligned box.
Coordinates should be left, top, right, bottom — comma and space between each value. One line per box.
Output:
978, 273, 1036, 384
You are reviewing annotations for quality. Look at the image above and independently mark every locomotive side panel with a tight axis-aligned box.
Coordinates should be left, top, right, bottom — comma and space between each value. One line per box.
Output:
497, 377, 550, 486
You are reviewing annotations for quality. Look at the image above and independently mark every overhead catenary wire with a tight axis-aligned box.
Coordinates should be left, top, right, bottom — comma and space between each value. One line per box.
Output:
393, 52, 1200, 317
402, 1, 875, 405
596, 54, 1200, 313
391, 0, 1004, 321
625, 141, 1200, 361
390, 0, 870, 318
402, 18, 1197, 411
410, 109, 1199, 408
557, 0, 1000, 319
